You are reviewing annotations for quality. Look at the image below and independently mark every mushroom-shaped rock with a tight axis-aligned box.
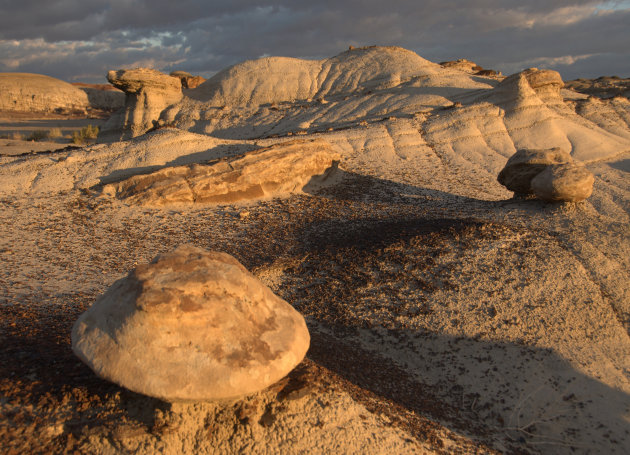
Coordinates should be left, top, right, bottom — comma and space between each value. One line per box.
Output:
101, 68, 182, 141
71, 245, 310, 402
105, 139, 340, 206
531, 163, 594, 202
498, 148, 573, 194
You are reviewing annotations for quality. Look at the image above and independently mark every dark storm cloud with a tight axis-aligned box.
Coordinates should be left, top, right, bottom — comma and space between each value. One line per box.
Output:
0, 1, 628, 82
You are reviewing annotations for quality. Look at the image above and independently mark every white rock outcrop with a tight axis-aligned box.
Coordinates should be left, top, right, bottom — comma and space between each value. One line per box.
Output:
105, 139, 340, 206
72, 245, 310, 402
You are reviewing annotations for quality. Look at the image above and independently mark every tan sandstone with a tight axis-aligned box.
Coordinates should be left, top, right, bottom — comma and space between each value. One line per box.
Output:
0, 73, 89, 114
521, 68, 564, 98
105, 139, 340, 206
72, 245, 310, 402
170, 71, 206, 89
531, 163, 595, 202
497, 148, 573, 194
100, 68, 182, 141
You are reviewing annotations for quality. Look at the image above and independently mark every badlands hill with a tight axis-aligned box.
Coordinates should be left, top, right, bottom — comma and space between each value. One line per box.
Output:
1, 46, 629, 454
0, 73, 89, 114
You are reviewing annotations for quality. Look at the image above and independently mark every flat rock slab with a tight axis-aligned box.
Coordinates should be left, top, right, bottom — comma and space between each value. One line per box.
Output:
104, 139, 340, 205
72, 245, 310, 402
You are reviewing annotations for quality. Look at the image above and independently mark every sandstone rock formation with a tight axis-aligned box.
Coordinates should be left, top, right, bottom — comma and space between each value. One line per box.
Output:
156, 47, 627, 170
185, 46, 455, 107
105, 139, 339, 206
100, 68, 182, 141
72, 244, 310, 402
531, 163, 594, 202
0, 73, 89, 114
439, 59, 483, 73
170, 71, 206, 89
520, 68, 564, 99
497, 148, 573, 194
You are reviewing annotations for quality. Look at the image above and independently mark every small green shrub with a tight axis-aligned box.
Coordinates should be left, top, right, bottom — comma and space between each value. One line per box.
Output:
48, 127, 63, 139
72, 125, 100, 144
27, 130, 49, 141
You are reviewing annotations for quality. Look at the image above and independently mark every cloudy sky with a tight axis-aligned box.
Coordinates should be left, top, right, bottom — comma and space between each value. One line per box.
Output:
0, 0, 628, 83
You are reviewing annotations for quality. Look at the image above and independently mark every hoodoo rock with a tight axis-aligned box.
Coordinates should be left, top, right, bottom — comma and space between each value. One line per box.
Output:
0, 73, 89, 114
105, 139, 340, 206
531, 163, 594, 202
498, 148, 573, 194
100, 68, 182, 141
170, 71, 206, 89
71, 245, 310, 402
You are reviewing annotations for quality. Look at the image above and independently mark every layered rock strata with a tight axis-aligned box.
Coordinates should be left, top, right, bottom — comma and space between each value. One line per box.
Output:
104, 139, 340, 206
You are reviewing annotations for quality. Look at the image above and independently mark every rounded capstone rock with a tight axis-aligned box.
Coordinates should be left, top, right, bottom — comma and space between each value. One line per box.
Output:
498, 147, 573, 194
71, 245, 310, 402
530, 163, 594, 202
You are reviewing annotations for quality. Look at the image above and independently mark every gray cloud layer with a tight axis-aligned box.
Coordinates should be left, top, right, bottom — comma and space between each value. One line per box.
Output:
0, 1, 628, 82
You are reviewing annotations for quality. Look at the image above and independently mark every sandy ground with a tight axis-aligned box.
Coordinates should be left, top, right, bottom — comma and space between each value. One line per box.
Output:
0, 47, 629, 454
0, 132, 628, 453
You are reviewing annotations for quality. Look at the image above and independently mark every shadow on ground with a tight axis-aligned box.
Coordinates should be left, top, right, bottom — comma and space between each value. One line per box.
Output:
1, 168, 625, 454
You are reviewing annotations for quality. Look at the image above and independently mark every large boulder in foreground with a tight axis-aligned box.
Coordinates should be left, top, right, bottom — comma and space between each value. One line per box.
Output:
531, 163, 594, 202
498, 148, 573, 194
72, 245, 310, 402
100, 68, 182, 141
0, 73, 89, 114
104, 139, 340, 206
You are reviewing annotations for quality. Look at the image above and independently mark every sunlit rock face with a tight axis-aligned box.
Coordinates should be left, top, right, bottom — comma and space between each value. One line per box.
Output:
531, 163, 594, 202
0, 73, 89, 114
100, 68, 182, 141
105, 139, 340, 206
72, 245, 310, 402
497, 148, 573, 194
